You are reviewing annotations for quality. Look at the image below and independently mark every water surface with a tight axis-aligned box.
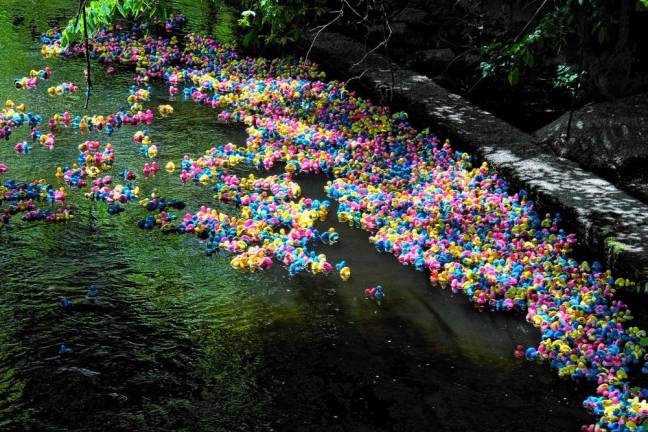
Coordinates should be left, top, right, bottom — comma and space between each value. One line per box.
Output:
0, 2, 594, 430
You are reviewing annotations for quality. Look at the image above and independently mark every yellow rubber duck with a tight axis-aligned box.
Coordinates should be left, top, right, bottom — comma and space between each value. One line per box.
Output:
157, 104, 174, 117
339, 266, 351, 281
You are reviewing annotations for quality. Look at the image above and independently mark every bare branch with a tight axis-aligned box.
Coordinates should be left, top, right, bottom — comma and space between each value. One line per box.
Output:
305, 8, 344, 62
81, 0, 92, 109
344, 68, 369, 86
340, 0, 363, 19
466, 75, 486, 94
73, 0, 84, 30
351, 16, 391, 70
514, 0, 548, 42
442, 47, 478, 73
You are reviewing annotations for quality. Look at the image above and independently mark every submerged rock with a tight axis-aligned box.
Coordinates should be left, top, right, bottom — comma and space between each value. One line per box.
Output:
56, 366, 102, 379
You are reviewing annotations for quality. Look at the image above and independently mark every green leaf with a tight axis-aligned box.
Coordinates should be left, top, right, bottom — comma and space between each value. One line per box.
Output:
640, 337, 648, 347
115, 1, 126, 16
60, 32, 69, 47
522, 49, 534, 66
507, 67, 520, 86
100, 3, 111, 16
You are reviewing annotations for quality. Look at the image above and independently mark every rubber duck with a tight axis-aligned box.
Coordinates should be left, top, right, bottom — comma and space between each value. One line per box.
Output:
58, 344, 73, 355
339, 266, 351, 281
157, 104, 174, 117
59, 297, 72, 310
86, 284, 98, 302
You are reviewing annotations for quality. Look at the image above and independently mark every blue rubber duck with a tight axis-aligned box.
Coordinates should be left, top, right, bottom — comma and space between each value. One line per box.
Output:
107, 204, 125, 215
87, 284, 98, 302
374, 285, 385, 300
59, 344, 73, 355
59, 297, 72, 310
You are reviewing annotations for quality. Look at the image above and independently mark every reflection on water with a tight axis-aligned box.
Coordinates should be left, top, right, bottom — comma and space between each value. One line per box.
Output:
0, 1, 594, 430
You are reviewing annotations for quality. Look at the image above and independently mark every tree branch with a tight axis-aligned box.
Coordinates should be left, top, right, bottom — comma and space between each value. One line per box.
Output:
305, 8, 344, 62
81, 0, 92, 109
351, 15, 391, 70
344, 68, 369, 86
514, 0, 548, 42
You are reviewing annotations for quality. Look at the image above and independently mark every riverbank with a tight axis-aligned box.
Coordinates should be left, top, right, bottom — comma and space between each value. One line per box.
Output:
303, 31, 648, 289
0, 3, 594, 431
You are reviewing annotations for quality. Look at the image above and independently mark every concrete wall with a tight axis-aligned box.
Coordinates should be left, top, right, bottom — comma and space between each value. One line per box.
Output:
302, 31, 648, 286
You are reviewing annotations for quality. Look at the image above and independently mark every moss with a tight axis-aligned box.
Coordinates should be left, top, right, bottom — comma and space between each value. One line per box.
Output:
604, 238, 628, 257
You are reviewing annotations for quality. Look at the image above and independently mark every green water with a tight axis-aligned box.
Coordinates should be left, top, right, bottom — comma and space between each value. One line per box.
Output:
0, 1, 594, 431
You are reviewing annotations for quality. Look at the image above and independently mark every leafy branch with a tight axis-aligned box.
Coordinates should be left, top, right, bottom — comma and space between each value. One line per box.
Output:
60, 0, 171, 48
237, 0, 310, 51
479, 0, 648, 97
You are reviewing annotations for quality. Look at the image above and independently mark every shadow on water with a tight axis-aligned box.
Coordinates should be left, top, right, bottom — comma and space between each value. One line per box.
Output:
253, 174, 595, 432
0, 1, 608, 431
